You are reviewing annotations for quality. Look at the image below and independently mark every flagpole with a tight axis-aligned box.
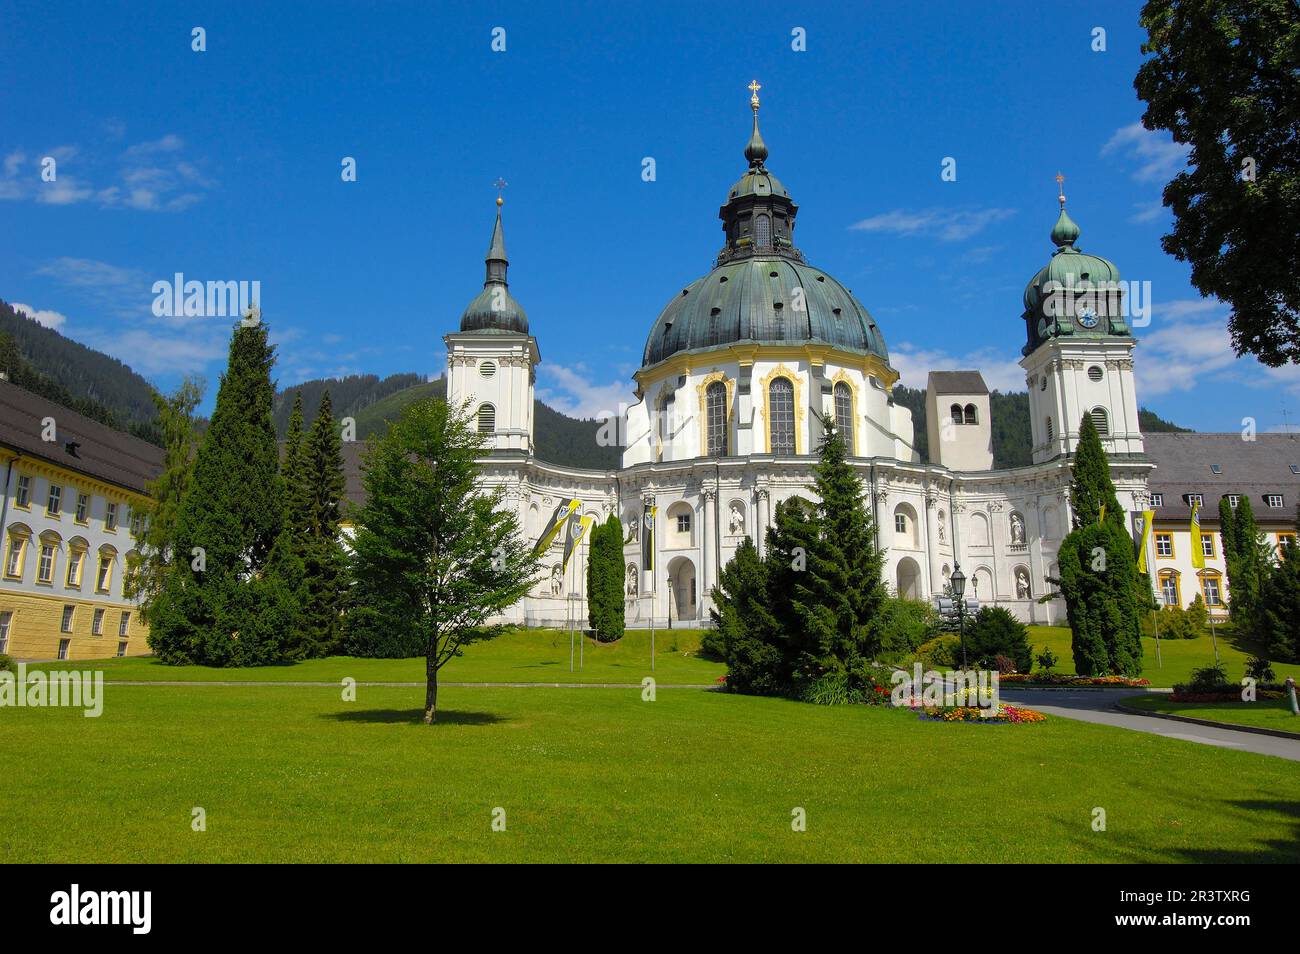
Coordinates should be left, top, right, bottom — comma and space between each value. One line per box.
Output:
579, 533, 586, 671
568, 554, 574, 673
1147, 512, 1161, 669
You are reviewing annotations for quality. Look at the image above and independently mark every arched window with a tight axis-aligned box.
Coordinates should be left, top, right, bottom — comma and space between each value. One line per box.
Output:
1199, 569, 1223, 608
755, 214, 771, 247
1158, 570, 1180, 607
1090, 407, 1109, 436
477, 403, 496, 435
705, 381, 728, 457
964, 403, 978, 424
768, 377, 795, 455
833, 382, 854, 453
951, 403, 964, 426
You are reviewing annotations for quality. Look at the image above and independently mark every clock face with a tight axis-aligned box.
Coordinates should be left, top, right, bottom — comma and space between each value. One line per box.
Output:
1077, 307, 1100, 329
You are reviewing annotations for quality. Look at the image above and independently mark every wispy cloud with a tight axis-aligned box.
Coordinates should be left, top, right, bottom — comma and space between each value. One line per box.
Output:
537, 363, 632, 419
10, 302, 69, 331
0, 132, 215, 212
1101, 122, 1190, 184
849, 207, 1016, 242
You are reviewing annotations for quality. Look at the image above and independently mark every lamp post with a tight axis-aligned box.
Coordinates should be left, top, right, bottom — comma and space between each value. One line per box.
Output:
666, 574, 674, 630
950, 563, 968, 669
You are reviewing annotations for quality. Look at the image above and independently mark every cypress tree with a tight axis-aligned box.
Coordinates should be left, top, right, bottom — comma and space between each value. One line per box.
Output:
1231, 494, 1266, 623
586, 513, 624, 642
1057, 415, 1144, 676
148, 323, 295, 666
1219, 496, 1241, 617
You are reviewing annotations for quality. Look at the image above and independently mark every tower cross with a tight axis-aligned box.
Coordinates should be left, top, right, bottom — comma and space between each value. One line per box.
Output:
1056, 171, 1066, 208
748, 79, 761, 109
494, 177, 508, 207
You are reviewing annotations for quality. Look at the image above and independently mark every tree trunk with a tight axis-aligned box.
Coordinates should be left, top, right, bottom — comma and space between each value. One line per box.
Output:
423, 660, 438, 724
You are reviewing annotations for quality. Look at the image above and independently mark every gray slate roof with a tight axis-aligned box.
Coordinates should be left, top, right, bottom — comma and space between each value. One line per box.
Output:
1145, 432, 1300, 524
928, 370, 989, 395
0, 378, 163, 495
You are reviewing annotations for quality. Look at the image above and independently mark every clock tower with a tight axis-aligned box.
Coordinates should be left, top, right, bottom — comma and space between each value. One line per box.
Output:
1020, 178, 1143, 465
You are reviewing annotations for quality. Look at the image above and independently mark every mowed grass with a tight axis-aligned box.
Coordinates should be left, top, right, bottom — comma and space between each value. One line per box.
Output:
1125, 694, 1300, 736
1026, 625, 1300, 688
2, 682, 1297, 863
26, 628, 723, 686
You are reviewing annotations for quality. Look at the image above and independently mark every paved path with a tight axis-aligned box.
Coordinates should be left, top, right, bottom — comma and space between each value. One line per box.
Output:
1001, 688, 1300, 762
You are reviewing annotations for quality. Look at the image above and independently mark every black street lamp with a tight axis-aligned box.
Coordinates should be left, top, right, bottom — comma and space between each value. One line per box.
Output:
666, 574, 674, 630
950, 563, 968, 669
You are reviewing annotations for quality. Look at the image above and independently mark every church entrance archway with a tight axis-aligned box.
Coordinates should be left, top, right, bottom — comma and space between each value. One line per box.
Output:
896, 557, 921, 600
666, 556, 697, 621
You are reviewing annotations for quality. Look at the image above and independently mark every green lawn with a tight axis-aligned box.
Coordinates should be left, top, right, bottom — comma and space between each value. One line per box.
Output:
2, 679, 1298, 862
27, 628, 724, 686
1124, 694, 1300, 736
1025, 625, 1300, 689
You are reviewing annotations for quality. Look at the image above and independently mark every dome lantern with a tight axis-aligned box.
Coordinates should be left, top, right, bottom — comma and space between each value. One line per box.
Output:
459, 190, 529, 335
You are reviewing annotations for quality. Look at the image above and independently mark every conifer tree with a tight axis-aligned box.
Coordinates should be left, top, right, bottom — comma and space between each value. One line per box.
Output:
788, 417, 886, 685
1056, 415, 1144, 676
290, 390, 350, 656
148, 323, 296, 666
708, 536, 784, 693
1254, 506, 1300, 662
586, 513, 625, 642
1230, 494, 1267, 624
136, 376, 203, 613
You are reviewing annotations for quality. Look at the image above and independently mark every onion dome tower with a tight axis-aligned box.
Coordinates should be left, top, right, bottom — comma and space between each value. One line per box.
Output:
444, 184, 540, 454
1019, 175, 1143, 464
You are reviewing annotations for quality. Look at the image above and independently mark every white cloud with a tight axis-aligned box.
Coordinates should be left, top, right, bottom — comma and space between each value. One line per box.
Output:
1101, 122, 1190, 184
37, 256, 141, 289
10, 302, 68, 331
1129, 200, 1167, 224
1136, 299, 1300, 398
536, 363, 634, 420
849, 207, 1016, 242
80, 326, 228, 376
890, 342, 1025, 394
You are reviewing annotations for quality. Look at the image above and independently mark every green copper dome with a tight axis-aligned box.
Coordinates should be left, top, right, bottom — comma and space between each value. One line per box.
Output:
643, 257, 889, 367
1021, 196, 1129, 355
459, 204, 529, 334
642, 84, 890, 368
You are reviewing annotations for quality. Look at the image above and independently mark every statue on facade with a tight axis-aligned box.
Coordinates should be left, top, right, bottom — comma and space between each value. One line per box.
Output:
1015, 567, 1031, 599
626, 516, 639, 543
626, 563, 639, 597
1010, 512, 1026, 544
550, 564, 563, 595
728, 501, 745, 535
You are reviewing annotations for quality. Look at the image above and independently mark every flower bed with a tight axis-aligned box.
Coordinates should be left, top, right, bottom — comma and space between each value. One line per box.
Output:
918, 703, 1047, 724
999, 673, 1150, 688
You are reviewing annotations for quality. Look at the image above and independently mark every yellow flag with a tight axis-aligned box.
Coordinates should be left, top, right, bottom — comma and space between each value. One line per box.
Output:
1136, 510, 1154, 574
1098, 503, 1106, 525
563, 514, 595, 573
1190, 501, 1205, 569
534, 498, 580, 555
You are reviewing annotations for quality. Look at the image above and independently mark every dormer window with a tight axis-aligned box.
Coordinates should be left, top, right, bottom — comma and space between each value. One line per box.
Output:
1210, 464, 1222, 475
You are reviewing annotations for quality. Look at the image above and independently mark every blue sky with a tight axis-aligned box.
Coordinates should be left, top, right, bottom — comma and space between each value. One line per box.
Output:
1, 0, 1294, 431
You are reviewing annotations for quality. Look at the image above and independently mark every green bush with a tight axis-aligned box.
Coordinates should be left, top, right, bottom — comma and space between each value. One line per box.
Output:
1188, 663, 1230, 691
1140, 597, 1208, 640
1245, 656, 1275, 682
965, 607, 1032, 672
0, 653, 15, 674
1035, 645, 1059, 673
871, 598, 941, 660
916, 634, 960, 669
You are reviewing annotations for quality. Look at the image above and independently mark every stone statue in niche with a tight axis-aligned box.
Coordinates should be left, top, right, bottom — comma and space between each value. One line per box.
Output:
626, 516, 639, 543
1010, 512, 1026, 544
937, 516, 946, 543
550, 564, 563, 596
728, 502, 745, 535
626, 564, 639, 596
1015, 567, 1031, 599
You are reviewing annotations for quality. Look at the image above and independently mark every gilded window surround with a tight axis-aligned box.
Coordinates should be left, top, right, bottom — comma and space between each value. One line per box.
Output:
634, 343, 898, 397
758, 363, 804, 455
829, 369, 860, 454
696, 371, 735, 457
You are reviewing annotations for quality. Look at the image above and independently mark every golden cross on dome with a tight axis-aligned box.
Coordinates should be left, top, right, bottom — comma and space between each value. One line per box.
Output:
748, 79, 761, 110
1056, 171, 1066, 208
494, 177, 508, 207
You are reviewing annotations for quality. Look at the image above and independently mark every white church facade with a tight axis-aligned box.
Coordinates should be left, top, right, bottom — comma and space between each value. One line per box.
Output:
438, 88, 1295, 630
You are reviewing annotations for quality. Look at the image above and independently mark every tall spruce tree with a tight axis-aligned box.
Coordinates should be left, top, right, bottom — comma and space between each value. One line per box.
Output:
136, 376, 203, 614
1057, 415, 1144, 676
787, 417, 887, 687
1218, 495, 1241, 618
148, 323, 296, 666
708, 536, 784, 693
295, 391, 349, 655
586, 513, 625, 642
1254, 506, 1300, 661
1230, 494, 1266, 624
